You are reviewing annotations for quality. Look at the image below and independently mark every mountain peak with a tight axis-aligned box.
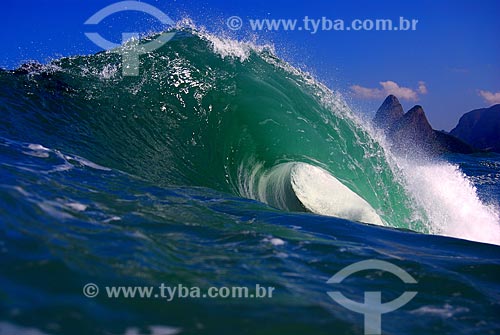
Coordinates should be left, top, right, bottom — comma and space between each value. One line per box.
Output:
404, 105, 429, 123
372, 97, 476, 155
373, 95, 404, 129
389, 104, 433, 143
384, 94, 400, 104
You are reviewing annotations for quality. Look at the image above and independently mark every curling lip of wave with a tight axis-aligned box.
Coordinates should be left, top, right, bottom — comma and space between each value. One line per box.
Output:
291, 163, 384, 225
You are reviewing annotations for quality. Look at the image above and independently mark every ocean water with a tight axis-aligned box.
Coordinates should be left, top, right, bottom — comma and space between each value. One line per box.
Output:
0, 29, 499, 335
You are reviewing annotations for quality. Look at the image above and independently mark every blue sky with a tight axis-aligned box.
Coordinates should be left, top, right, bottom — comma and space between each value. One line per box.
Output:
1, 0, 499, 130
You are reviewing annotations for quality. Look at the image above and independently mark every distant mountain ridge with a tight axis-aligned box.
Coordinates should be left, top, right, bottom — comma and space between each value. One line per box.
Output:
450, 104, 500, 152
373, 95, 477, 154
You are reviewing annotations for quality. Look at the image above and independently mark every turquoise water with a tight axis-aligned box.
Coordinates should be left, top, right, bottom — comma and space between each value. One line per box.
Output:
0, 30, 499, 334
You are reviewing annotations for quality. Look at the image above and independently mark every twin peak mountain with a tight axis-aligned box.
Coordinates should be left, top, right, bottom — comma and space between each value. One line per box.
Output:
373, 95, 500, 154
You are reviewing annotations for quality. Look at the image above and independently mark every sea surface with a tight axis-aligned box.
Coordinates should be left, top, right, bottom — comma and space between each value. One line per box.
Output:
0, 29, 499, 335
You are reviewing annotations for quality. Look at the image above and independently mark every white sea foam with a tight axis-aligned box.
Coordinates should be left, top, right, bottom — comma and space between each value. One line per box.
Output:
396, 158, 500, 245
66, 202, 88, 212
27, 144, 50, 151
263, 237, 286, 246
291, 163, 384, 225
174, 19, 275, 63
336, 97, 500, 245
360, 121, 500, 245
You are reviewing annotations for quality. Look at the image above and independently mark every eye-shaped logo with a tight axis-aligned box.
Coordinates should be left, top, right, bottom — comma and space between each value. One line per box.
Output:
84, 1, 176, 76
326, 259, 417, 335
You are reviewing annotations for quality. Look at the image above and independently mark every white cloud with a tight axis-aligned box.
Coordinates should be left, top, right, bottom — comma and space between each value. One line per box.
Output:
478, 90, 500, 105
380, 81, 419, 100
350, 80, 427, 101
350, 85, 383, 99
418, 81, 428, 94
